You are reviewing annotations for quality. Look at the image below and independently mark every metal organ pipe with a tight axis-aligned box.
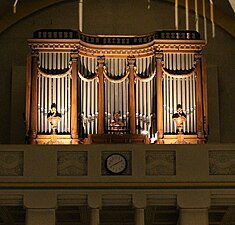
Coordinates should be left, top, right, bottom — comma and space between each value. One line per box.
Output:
162, 53, 197, 134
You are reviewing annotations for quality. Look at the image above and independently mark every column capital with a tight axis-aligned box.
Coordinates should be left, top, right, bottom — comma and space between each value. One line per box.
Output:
133, 193, 146, 208
127, 55, 136, 67
97, 55, 105, 66
88, 193, 101, 209
155, 52, 163, 61
71, 51, 79, 61
177, 191, 210, 209
194, 52, 202, 61
31, 50, 39, 58
24, 192, 57, 209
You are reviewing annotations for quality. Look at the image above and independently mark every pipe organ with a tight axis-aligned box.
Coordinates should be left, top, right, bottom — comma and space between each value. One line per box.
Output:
26, 29, 208, 144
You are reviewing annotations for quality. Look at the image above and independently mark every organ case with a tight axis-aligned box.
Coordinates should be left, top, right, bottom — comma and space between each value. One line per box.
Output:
26, 29, 207, 144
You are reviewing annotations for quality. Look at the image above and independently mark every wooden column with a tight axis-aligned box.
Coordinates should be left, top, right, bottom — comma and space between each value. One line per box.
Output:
97, 56, 105, 134
156, 52, 164, 139
29, 51, 38, 144
26, 54, 32, 141
127, 55, 136, 134
202, 55, 208, 138
195, 53, 205, 139
71, 51, 79, 141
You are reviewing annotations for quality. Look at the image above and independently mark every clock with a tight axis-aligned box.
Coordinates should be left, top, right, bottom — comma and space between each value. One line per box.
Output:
105, 153, 127, 174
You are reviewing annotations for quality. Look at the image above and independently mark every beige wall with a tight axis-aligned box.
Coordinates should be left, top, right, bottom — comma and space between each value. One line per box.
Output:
0, 0, 234, 144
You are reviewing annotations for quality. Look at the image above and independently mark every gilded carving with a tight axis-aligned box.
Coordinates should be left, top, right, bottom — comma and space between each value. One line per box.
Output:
57, 151, 87, 176
146, 151, 176, 175
209, 151, 235, 175
0, 152, 23, 176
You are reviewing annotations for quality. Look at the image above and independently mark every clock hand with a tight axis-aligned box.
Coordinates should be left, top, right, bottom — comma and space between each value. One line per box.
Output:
110, 160, 123, 167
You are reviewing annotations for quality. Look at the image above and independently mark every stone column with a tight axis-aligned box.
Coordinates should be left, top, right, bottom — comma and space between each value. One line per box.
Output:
30, 50, 38, 144
127, 55, 136, 134
88, 193, 101, 225
177, 191, 210, 225
26, 209, 55, 225
133, 193, 146, 225
156, 52, 164, 140
179, 209, 208, 225
24, 192, 57, 225
97, 56, 105, 134
195, 53, 205, 139
90, 208, 100, 225
71, 51, 79, 142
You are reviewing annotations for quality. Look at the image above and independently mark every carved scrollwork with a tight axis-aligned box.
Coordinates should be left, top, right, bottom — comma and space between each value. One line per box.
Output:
146, 151, 176, 175
0, 152, 23, 176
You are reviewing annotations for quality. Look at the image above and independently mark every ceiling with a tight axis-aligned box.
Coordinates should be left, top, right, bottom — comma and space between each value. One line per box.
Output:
0, 0, 234, 37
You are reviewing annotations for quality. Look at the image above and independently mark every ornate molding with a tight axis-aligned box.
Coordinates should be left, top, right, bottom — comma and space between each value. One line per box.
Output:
209, 151, 235, 175
57, 151, 88, 176
146, 151, 176, 175
0, 152, 23, 176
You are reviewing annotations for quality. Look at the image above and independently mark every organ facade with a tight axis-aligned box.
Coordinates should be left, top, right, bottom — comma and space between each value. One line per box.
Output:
26, 29, 208, 144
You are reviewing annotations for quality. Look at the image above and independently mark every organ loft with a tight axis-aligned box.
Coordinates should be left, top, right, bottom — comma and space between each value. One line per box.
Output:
26, 29, 208, 144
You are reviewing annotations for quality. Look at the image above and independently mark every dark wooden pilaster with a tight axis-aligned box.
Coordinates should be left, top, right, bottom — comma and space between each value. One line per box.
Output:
29, 51, 38, 144
71, 51, 79, 141
195, 53, 205, 139
156, 52, 164, 139
97, 56, 105, 134
127, 55, 136, 134
25, 54, 32, 141
202, 55, 208, 138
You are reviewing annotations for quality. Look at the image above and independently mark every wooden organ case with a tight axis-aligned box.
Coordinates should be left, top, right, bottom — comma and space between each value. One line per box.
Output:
26, 29, 208, 144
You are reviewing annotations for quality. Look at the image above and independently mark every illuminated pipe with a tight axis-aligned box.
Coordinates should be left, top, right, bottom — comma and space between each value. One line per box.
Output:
193, 73, 196, 133
190, 75, 193, 132
41, 76, 45, 133
126, 78, 129, 128
123, 79, 126, 124
95, 79, 98, 134
57, 78, 61, 133
111, 82, 114, 116
173, 53, 176, 71
143, 81, 147, 131
147, 80, 151, 132
139, 80, 143, 131
91, 80, 94, 134
173, 77, 177, 133
136, 79, 139, 133
114, 83, 118, 112
83, 80, 86, 132
169, 54, 172, 70
38, 75, 41, 133
44, 76, 48, 133
119, 82, 122, 116
177, 53, 181, 70
61, 77, 64, 133
186, 76, 190, 132
87, 81, 91, 134
169, 76, 173, 133
181, 54, 185, 70
182, 78, 186, 132
68, 75, 71, 133
163, 74, 167, 133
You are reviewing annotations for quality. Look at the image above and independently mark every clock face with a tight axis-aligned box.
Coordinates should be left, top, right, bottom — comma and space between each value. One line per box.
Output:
105, 153, 127, 174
